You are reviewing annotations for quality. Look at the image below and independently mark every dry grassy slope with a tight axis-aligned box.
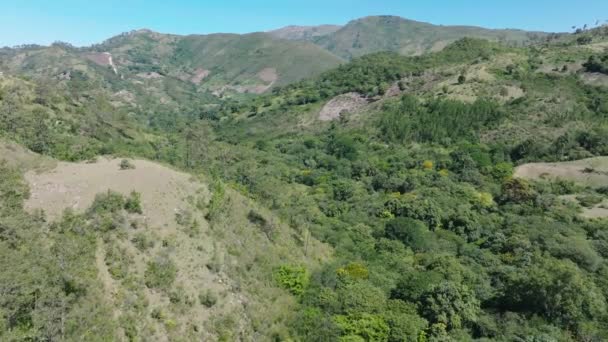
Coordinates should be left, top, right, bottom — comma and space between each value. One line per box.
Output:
514, 157, 608, 188
0, 139, 56, 171
515, 157, 608, 219
5, 148, 330, 340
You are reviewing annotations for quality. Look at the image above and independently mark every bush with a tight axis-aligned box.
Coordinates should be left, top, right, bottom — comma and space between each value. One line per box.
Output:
577, 194, 604, 208
333, 314, 390, 342
120, 159, 136, 170
144, 256, 177, 290
124, 191, 143, 214
247, 209, 275, 240
175, 208, 192, 226
199, 289, 218, 308
583, 54, 608, 74
274, 265, 308, 296
88, 190, 125, 214
132, 232, 155, 251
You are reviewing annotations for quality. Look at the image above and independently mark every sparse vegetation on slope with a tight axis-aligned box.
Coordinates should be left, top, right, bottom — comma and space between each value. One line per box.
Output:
311, 15, 550, 59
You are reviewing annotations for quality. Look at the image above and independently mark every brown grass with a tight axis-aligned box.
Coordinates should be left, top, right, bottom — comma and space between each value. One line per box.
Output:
514, 157, 608, 188
319, 92, 368, 121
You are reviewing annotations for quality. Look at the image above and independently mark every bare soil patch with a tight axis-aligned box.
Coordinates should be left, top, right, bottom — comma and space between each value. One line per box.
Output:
319, 92, 368, 121
514, 157, 608, 188
580, 72, 608, 87
257, 67, 278, 83
190, 68, 210, 84
24, 157, 206, 229
85, 52, 112, 66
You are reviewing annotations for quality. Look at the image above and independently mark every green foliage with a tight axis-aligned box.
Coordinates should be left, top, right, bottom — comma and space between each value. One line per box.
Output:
576, 193, 604, 208
583, 54, 608, 74
206, 179, 226, 222
420, 282, 480, 330
333, 314, 390, 342
199, 289, 218, 308
274, 265, 308, 296
0, 170, 116, 340
378, 96, 504, 144
144, 256, 177, 290
89, 190, 126, 214
124, 191, 143, 214
384, 218, 434, 252
502, 257, 607, 329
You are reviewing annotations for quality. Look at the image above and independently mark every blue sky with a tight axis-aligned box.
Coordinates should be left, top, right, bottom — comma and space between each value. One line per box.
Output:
2, 0, 607, 47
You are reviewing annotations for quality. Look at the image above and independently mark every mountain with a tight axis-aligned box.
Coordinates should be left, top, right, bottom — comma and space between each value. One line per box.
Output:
0, 15, 554, 106
2, 16, 608, 341
94, 29, 344, 92
275, 15, 551, 59
0, 29, 344, 104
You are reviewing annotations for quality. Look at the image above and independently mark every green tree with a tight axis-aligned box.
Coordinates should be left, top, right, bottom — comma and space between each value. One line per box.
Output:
384, 217, 434, 252
420, 282, 480, 330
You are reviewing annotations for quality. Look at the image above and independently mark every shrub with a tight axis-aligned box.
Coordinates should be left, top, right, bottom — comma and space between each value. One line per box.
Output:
199, 289, 218, 308
89, 190, 125, 214
583, 54, 608, 74
274, 265, 308, 296
132, 232, 155, 251
337, 262, 369, 280
144, 256, 177, 290
333, 314, 390, 342
500, 178, 536, 203
124, 191, 143, 214
175, 208, 192, 226
247, 209, 275, 240
120, 159, 136, 170
577, 194, 604, 208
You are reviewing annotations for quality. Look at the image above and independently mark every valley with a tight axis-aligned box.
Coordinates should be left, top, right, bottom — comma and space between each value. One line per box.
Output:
1, 12, 608, 342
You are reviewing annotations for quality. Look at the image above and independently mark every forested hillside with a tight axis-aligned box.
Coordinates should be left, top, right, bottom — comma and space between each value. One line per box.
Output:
2, 21, 608, 341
